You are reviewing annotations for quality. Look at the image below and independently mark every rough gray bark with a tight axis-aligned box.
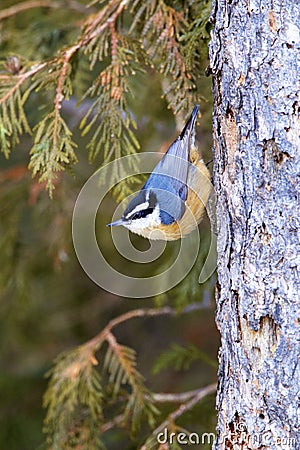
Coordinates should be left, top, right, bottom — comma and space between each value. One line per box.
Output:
209, 1, 300, 449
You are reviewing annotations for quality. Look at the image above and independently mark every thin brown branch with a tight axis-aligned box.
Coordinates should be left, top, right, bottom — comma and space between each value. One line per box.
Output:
151, 387, 215, 403
101, 413, 124, 433
0, 0, 94, 21
100, 385, 217, 434
0, 62, 48, 105
54, 50, 73, 112
163, 383, 217, 421
0, 0, 54, 20
140, 383, 217, 449
83, 0, 129, 41
109, 19, 119, 61
84, 304, 204, 351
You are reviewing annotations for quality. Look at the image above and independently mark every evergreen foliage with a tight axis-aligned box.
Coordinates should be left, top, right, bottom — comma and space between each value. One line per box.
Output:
0, 0, 211, 196
0, 1, 216, 449
42, 307, 216, 449
152, 343, 217, 374
44, 347, 104, 449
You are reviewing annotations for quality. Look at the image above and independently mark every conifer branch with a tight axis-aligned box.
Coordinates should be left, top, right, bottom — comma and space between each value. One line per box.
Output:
0, 0, 210, 194
45, 304, 216, 448
0, 0, 130, 109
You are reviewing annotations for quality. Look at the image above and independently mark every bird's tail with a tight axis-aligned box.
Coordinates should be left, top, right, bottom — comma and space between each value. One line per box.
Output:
179, 104, 199, 140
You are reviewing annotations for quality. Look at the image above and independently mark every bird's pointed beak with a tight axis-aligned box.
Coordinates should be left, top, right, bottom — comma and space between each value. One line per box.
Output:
106, 218, 124, 227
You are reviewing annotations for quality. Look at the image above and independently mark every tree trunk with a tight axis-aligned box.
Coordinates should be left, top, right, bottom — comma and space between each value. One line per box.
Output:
209, 1, 300, 448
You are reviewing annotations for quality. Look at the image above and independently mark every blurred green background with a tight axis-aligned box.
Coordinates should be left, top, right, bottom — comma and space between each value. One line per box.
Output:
0, 1, 219, 448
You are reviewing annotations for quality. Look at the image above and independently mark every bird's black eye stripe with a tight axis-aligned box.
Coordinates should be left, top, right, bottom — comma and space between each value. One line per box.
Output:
131, 208, 154, 220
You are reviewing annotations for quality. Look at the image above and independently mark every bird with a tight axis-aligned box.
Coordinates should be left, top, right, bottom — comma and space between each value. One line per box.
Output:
107, 105, 212, 240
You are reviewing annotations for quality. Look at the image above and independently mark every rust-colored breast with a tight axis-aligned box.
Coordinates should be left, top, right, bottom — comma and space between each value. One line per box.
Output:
138, 150, 212, 241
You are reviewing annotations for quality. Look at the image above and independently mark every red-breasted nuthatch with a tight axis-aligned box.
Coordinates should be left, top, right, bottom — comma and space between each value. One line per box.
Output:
107, 105, 212, 240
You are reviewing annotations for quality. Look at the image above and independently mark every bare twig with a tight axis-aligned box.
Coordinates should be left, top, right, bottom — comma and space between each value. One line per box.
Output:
0, 0, 55, 20
101, 413, 124, 433
140, 383, 217, 449
151, 387, 214, 403
0, 0, 94, 21
84, 304, 204, 351
100, 384, 217, 434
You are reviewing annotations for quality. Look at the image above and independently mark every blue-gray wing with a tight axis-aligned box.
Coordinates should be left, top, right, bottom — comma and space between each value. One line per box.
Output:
143, 105, 199, 221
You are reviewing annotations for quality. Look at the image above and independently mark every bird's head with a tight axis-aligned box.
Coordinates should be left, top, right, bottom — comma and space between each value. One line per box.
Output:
107, 188, 180, 236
